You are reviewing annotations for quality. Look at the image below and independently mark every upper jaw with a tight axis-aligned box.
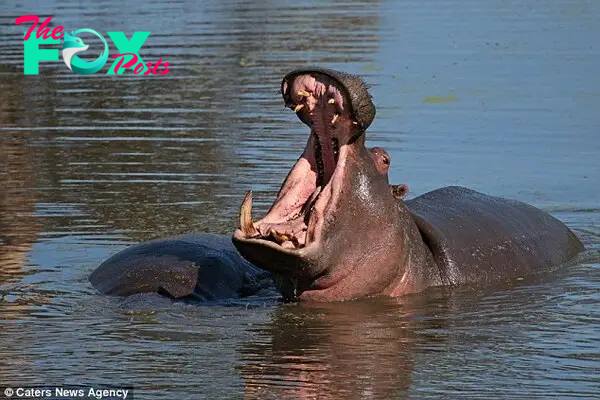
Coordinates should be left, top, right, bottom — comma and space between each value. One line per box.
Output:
281, 68, 376, 131
233, 69, 372, 275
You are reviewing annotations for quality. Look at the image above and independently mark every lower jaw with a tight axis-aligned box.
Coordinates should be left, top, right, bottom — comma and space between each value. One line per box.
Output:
233, 233, 327, 288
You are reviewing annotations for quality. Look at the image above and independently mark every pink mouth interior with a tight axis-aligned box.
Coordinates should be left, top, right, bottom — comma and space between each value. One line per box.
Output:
240, 73, 355, 250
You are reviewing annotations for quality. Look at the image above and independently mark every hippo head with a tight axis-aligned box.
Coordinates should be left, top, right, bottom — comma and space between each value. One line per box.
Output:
233, 68, 418, 302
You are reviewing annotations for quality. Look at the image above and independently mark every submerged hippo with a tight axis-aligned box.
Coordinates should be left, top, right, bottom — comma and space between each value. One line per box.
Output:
90, 68, 584, 303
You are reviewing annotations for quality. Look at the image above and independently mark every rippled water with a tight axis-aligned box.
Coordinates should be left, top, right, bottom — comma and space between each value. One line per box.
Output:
1, 0, 599, 398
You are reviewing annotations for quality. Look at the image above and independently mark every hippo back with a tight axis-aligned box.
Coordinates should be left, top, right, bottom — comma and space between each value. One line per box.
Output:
405, 186, 584, 286
89, 233, 269, 300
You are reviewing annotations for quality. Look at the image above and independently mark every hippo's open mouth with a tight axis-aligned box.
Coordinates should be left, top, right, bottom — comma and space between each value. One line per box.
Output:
233, 69, 371, 259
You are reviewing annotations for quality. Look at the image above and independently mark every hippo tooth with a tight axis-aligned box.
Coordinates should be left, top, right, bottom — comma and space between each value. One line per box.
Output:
328, 98, 335, 104
271, 231, 289, 243
331, 114, 339, 124
298, 90, 310, 97
269, 229, 292, 245
240, 190, 259, 237
294, 104, 304, 112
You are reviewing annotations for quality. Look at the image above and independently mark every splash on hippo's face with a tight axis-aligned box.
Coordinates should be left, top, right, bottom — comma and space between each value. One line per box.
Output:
233, 69, 408, 301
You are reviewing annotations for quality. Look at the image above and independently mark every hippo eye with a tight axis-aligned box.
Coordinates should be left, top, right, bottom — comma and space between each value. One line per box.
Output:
382, 156, 389, 165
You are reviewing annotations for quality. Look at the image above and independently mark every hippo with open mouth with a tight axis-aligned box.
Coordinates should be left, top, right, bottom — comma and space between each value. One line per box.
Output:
90, 68, 584, 303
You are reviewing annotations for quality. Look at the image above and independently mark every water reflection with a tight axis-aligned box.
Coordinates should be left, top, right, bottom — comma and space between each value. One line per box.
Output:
0, 135, 38, 285
241, 298, 420, 399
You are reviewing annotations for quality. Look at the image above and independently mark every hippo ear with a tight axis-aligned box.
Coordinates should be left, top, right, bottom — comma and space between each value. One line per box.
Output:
391, 184, 409, 201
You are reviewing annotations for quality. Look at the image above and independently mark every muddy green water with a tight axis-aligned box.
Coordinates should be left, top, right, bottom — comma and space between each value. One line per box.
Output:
1, 0, 599, 399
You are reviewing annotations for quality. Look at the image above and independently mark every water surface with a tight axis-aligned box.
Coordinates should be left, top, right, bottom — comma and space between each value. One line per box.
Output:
1, 0, 599, 398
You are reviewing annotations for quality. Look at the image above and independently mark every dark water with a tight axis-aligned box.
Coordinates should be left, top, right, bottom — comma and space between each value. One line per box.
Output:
1, 0, 599, 398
